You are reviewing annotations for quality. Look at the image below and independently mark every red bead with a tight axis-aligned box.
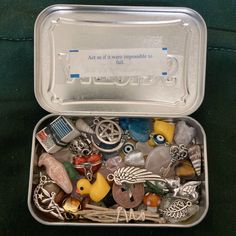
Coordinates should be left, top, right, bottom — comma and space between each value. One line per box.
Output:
73, 153, 102, 176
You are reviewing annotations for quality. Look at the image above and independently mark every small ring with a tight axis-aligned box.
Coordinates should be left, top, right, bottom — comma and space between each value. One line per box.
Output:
107, 173, 114, 182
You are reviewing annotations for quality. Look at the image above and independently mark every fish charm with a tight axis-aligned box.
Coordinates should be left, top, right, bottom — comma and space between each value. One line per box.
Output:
107, 166, 166, 185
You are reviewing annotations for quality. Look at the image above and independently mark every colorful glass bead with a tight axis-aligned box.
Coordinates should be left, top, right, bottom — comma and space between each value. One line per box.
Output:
148, 120, 175, 146
143, 193, 161, 212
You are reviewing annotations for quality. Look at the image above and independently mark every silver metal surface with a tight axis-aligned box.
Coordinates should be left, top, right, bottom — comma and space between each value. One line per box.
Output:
34, 5, 207, 117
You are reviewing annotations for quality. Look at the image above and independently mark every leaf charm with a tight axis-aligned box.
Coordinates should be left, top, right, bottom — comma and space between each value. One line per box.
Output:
160, 199, 192, 221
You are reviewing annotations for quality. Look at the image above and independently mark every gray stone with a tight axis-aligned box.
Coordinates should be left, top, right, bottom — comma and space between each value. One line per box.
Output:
124, 150, 145, 167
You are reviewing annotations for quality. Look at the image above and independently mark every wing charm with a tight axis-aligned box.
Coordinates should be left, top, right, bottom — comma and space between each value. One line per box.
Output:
178, 181, 201, 201
107, 166, 166, 185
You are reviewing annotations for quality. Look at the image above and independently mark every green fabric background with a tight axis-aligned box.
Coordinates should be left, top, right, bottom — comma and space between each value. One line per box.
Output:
0, 0, 235, 235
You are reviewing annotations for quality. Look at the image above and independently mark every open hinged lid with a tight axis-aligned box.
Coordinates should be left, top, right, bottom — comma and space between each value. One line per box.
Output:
34, 5, 207, 117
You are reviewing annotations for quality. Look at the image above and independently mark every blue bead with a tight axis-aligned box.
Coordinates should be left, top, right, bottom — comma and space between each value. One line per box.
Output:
119, 118, 130, 130
128, 118, 151, 142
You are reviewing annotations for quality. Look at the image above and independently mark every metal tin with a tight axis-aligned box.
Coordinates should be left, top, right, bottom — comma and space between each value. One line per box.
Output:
34, 5, 206, 117
29, 5, 208, 227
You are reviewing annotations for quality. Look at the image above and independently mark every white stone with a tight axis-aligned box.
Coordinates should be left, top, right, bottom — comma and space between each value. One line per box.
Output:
174, 121, 196, 146
145, 146, 174, 177
136, 142, 154, 156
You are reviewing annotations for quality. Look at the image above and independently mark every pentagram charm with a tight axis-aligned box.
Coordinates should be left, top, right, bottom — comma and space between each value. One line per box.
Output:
91, 120, 129, 153
95, 120, 122, 145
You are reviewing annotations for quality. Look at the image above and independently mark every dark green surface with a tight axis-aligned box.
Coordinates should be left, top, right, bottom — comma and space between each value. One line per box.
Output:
0, 0, 236, 235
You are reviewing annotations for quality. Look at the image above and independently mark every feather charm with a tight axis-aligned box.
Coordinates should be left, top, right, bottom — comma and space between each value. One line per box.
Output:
107, 166, 166, 185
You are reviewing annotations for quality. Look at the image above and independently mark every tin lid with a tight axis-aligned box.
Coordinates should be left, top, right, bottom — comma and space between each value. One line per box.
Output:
35, 5, 207, 117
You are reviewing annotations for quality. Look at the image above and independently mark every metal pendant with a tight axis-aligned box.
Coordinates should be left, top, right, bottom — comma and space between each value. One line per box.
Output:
96, 119, 122, 144
69, 135, 93, 156
107, 166, 166, 185
33, 175, 65, 220
161, 144, 188, 177
170, 144, 188, 161
165, 177, 201, 202
91, 119, 129, 153
160, 198, 199, 223
73, 153, 102, 181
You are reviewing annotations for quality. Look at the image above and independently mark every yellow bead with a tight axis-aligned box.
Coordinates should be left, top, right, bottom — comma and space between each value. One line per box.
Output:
147, 138, 156, 147
62, 197, 81, 216
153, 120, 175, 144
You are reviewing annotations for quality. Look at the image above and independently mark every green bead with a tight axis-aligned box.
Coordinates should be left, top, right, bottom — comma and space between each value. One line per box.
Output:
145, 181, 169, 196
63, 161, 78, 181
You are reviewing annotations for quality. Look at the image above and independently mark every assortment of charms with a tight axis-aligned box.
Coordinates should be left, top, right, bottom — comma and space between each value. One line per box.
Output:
33, 116, 204, 224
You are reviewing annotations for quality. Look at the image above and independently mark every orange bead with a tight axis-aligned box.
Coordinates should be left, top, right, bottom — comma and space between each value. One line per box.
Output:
143, 193, 161, 207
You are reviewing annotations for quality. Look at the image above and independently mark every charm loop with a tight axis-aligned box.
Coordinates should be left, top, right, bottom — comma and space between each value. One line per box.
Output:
107, 173, 114, 182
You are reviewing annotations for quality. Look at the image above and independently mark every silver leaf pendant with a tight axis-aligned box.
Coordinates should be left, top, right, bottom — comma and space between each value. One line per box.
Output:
160, 198, 199, 223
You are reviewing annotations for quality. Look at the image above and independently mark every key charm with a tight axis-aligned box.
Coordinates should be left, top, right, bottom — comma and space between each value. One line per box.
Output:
161, 144, 188, 177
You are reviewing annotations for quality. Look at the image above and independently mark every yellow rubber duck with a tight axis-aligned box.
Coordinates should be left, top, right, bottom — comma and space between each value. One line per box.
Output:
76, 172, 110, 202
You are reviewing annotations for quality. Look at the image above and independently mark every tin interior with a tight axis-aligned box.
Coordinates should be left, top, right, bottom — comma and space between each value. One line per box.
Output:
28, 115, 209, 227
34, 5, 207, 117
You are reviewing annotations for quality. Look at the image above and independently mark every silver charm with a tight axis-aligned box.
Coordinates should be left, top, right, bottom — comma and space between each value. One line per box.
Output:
165, 177, 200, 201
107, 166, 166, 185
96, 119, 122, 145
160, 198, 199, 223
33, 175, 65, 220
69, 135, 92, 156
73, 159, 103, 181
91, 119, 129, 153
161, 144, 188, 177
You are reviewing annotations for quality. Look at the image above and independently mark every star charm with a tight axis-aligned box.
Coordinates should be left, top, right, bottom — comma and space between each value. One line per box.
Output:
96, 120, 122, 144
38, 192, 44, 200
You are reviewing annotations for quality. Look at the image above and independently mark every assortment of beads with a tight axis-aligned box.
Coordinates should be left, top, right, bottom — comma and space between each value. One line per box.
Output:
33, 116, 204, 224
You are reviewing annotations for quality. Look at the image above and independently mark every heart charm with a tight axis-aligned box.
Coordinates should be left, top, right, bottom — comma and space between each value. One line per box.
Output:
73, 153, 102, 180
